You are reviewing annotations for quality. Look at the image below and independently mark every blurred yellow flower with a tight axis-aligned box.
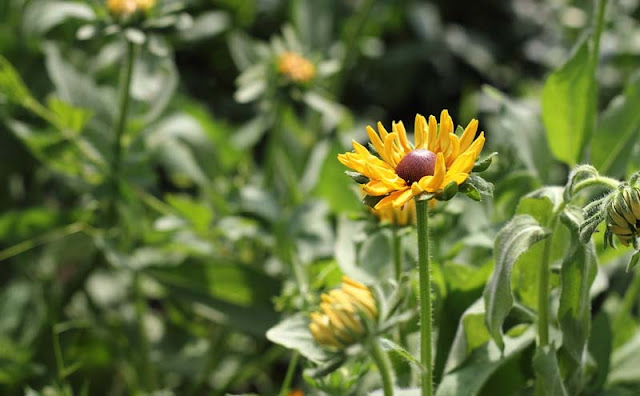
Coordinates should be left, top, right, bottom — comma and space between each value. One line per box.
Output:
372, 199, 416, 226
277, 52, 315, 83
309, 276, 378, 350
135, 0, 155, 11
607, 186, 640, 246
107, 0, 154, 16
107, 0, 137, 16
338, 111, 485, 210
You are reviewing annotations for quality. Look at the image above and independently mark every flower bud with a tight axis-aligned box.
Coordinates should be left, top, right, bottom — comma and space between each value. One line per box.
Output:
309, 276, 378, 350
607, 186, 640, 246
277, 52, 315, 83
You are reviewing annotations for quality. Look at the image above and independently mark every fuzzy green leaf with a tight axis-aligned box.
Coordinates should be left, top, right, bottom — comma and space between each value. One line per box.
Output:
533, 346, 569, 396
266, 314, 333, 364
483, 215, 549, 349
541, 37, 596, 166
558, 207, 597, 387
472, 152, 498, 173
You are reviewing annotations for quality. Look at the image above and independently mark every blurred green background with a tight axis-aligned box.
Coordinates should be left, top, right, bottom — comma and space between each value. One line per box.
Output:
2, 0, 640, 395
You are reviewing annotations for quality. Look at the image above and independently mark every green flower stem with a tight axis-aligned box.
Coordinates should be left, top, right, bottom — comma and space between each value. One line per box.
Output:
535, 204, 565, 395
109, 40, 137, 223
369, 337, 395, 396
415, 198, 433, 396
278, 351, 299, 396
572, 176, 620, 195
392, 225, 403, 282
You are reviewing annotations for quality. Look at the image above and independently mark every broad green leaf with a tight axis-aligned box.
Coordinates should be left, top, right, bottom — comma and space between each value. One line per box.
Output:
23, 1, 95, 35
541, 37, 596, 166
533, 346, 569, 396
436, 326, 535, 396
558, 206, 597, 383
43, 43, 115, 125
444, 299, 491, 373
147, 264, 278, 337
0, 55, 32, 104
266, 314, 332, 363
483, 215, 549, 349
46, 97, 92, 133
591, 72, 640, 177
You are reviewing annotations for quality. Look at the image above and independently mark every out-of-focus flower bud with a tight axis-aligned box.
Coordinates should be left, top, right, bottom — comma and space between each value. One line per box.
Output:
607, 185, 640, 246
277, 52, 315, 83
309, 276, 378, 350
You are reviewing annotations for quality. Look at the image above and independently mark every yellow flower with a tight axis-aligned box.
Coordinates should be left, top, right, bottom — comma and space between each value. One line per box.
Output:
277, 52, 316, 83
107, 0, 137, 16
607, 186, 640, 246
309, 276, 378, 350
107, 0, 153, 16
372, 199, 416, 226
135, 0, 155, 11
338, 110, 485, 210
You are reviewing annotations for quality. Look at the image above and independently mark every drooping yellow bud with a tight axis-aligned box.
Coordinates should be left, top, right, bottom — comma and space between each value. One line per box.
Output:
277, 52, 315, 83
309, 276, 378, 350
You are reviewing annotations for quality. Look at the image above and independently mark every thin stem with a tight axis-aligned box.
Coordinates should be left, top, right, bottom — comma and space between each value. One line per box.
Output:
278, 351, 299, 396
415, 198, 433, 396
109, 40, 137, 223
572, 176, 619, 196
392, 225, 403, 281
535, 204, 565, 395
0, 222, 85, 262
369, 337, 394, 396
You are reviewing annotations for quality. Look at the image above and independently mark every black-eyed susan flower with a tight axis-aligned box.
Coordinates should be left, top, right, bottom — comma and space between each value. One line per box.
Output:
338, 110, 486, 210
309, 276, 378, 350
606, 185, 640, 247
277, 51, 316, 83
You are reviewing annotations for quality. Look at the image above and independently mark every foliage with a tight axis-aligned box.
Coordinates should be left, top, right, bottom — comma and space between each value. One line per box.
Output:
3, 0, 640, 395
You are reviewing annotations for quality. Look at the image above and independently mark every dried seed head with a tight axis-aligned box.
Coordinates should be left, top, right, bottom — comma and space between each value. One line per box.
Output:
395, 149, 437, 185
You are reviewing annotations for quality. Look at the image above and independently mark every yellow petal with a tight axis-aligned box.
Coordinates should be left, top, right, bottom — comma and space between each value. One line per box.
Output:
374, 188, 409, 210
445, 133, 460, 167
383, 133, 400, 167
377, 121, 389, 139
414, 114, 428, 149
393, 121, 412, 154
427, 115, 438, 152
366, 125, 385, 157
391, 188, 415, 208
459, 119, 478, 152
363, 180, 396, 196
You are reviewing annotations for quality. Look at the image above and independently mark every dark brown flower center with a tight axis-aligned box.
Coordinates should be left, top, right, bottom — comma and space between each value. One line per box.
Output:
395, 149, 437, 185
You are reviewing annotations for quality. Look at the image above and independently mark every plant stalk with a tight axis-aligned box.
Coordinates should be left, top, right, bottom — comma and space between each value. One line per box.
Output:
109, 40, 137, 223
369, 337, 394, 396
535, 205, 565, 395
393, 225, 403, 282
278, 351, 299, 396
416, 198, 433, 396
